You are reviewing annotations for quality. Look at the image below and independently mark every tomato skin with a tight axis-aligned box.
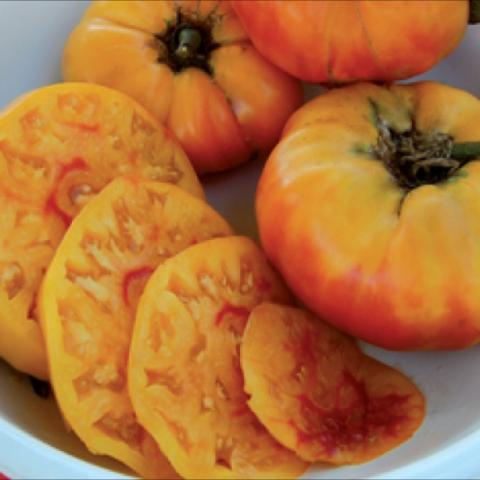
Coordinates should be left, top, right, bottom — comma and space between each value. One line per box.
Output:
63, 0, 303, 174
257, 81, 480, 351
232, 0, 468, 83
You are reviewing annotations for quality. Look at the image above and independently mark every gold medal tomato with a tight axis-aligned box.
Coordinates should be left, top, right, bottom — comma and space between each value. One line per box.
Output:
38, 177, 231, 477
257, 82, 480, 350
0, 83, 201, 379
232, 1, 469, 83
241, 303, 425, 464
63, 0, 303, 174
129, 237, 307, 479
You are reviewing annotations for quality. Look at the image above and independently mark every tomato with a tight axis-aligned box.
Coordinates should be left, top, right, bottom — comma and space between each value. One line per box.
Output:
129, 237, 307, 479
0, 83, 201, 379
257, 81, 480, 350
232, 1, 469, 83
62, 0, 303, 174
38, 177, 231, 477
242, 303, 425, 464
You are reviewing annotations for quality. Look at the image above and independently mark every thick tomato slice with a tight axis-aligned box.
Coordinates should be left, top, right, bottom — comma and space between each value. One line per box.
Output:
241, 303, 425, 465
38, 177, 230, 478
0, 82, 201, 379
129, 237, 307, 479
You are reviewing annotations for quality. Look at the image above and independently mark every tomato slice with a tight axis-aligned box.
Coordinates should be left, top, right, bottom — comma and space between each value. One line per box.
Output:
129, 237, 307, 479
0, 83, 202, 379
241, 303, 425, 465
38, 177, 230, 478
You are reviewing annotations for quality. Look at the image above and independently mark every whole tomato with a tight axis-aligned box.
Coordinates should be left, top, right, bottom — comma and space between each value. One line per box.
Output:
257, 82, 480, 350
232, 0, 470, 83
63, 0, 303, 174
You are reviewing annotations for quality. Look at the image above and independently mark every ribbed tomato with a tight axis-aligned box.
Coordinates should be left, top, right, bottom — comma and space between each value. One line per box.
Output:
63, 0, 303, 174
257, 81, 480, 350
38, 177, 232, 477
0, 83, 201, 380
232, 0, 469, 83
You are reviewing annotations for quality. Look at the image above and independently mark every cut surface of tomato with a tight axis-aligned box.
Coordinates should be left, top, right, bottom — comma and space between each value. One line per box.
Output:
129, 237, 307, 479
0, 82, 202, 379
38, 177, 230, 478
241, 303, 425, 465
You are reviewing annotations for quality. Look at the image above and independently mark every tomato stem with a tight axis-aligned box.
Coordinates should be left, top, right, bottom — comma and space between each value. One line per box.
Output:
175, 28, 203, 61
157, 10, 218, 74
371, 99, 480, 188
376, 123, 457, 189
451, 142, 480, 160
470, 0, 480, 24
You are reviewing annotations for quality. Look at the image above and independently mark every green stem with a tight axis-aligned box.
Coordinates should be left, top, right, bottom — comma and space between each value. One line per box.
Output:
175, 27, 203, 61
451, 142, 480, 161
470, 0, 480, 24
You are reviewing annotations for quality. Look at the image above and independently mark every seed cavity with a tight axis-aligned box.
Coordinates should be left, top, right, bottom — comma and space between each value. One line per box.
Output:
69, 183, 94, 206
60, 312, 95, 359
0, 262, 25, 299
201, 395, 215, 411
94, 413, 143, 450
190, 334, 207, 363
215, 379, 229, 401
74, 363, 124, 400
295, 365, 308, 382
145, 367, 183, 395
198, 272, 217, 298
81, 235, 116, 273
131, 112, 155, 136
215, 435, 234, 470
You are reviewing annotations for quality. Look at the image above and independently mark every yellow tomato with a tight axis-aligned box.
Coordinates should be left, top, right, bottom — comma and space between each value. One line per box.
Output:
63, 0, 303, 173
258, 82, 480, 350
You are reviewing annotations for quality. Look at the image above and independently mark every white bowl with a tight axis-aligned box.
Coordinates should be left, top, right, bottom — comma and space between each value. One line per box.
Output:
1, 1, 480, 478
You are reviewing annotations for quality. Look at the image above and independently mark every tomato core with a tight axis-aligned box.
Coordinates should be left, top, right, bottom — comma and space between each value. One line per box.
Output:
156, 11, 218, 75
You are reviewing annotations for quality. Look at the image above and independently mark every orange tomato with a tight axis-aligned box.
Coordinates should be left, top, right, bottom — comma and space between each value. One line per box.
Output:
232, 0, 469, 83
63, 0, 303, 174
242, 303, 425, 464
257, 81, 480, 350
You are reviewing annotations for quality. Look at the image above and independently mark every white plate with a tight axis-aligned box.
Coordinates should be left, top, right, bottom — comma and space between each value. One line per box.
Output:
1, 1, 480, 479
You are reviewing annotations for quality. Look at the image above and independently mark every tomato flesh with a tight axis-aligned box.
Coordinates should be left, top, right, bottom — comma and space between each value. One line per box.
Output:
241, 303, 425, 464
